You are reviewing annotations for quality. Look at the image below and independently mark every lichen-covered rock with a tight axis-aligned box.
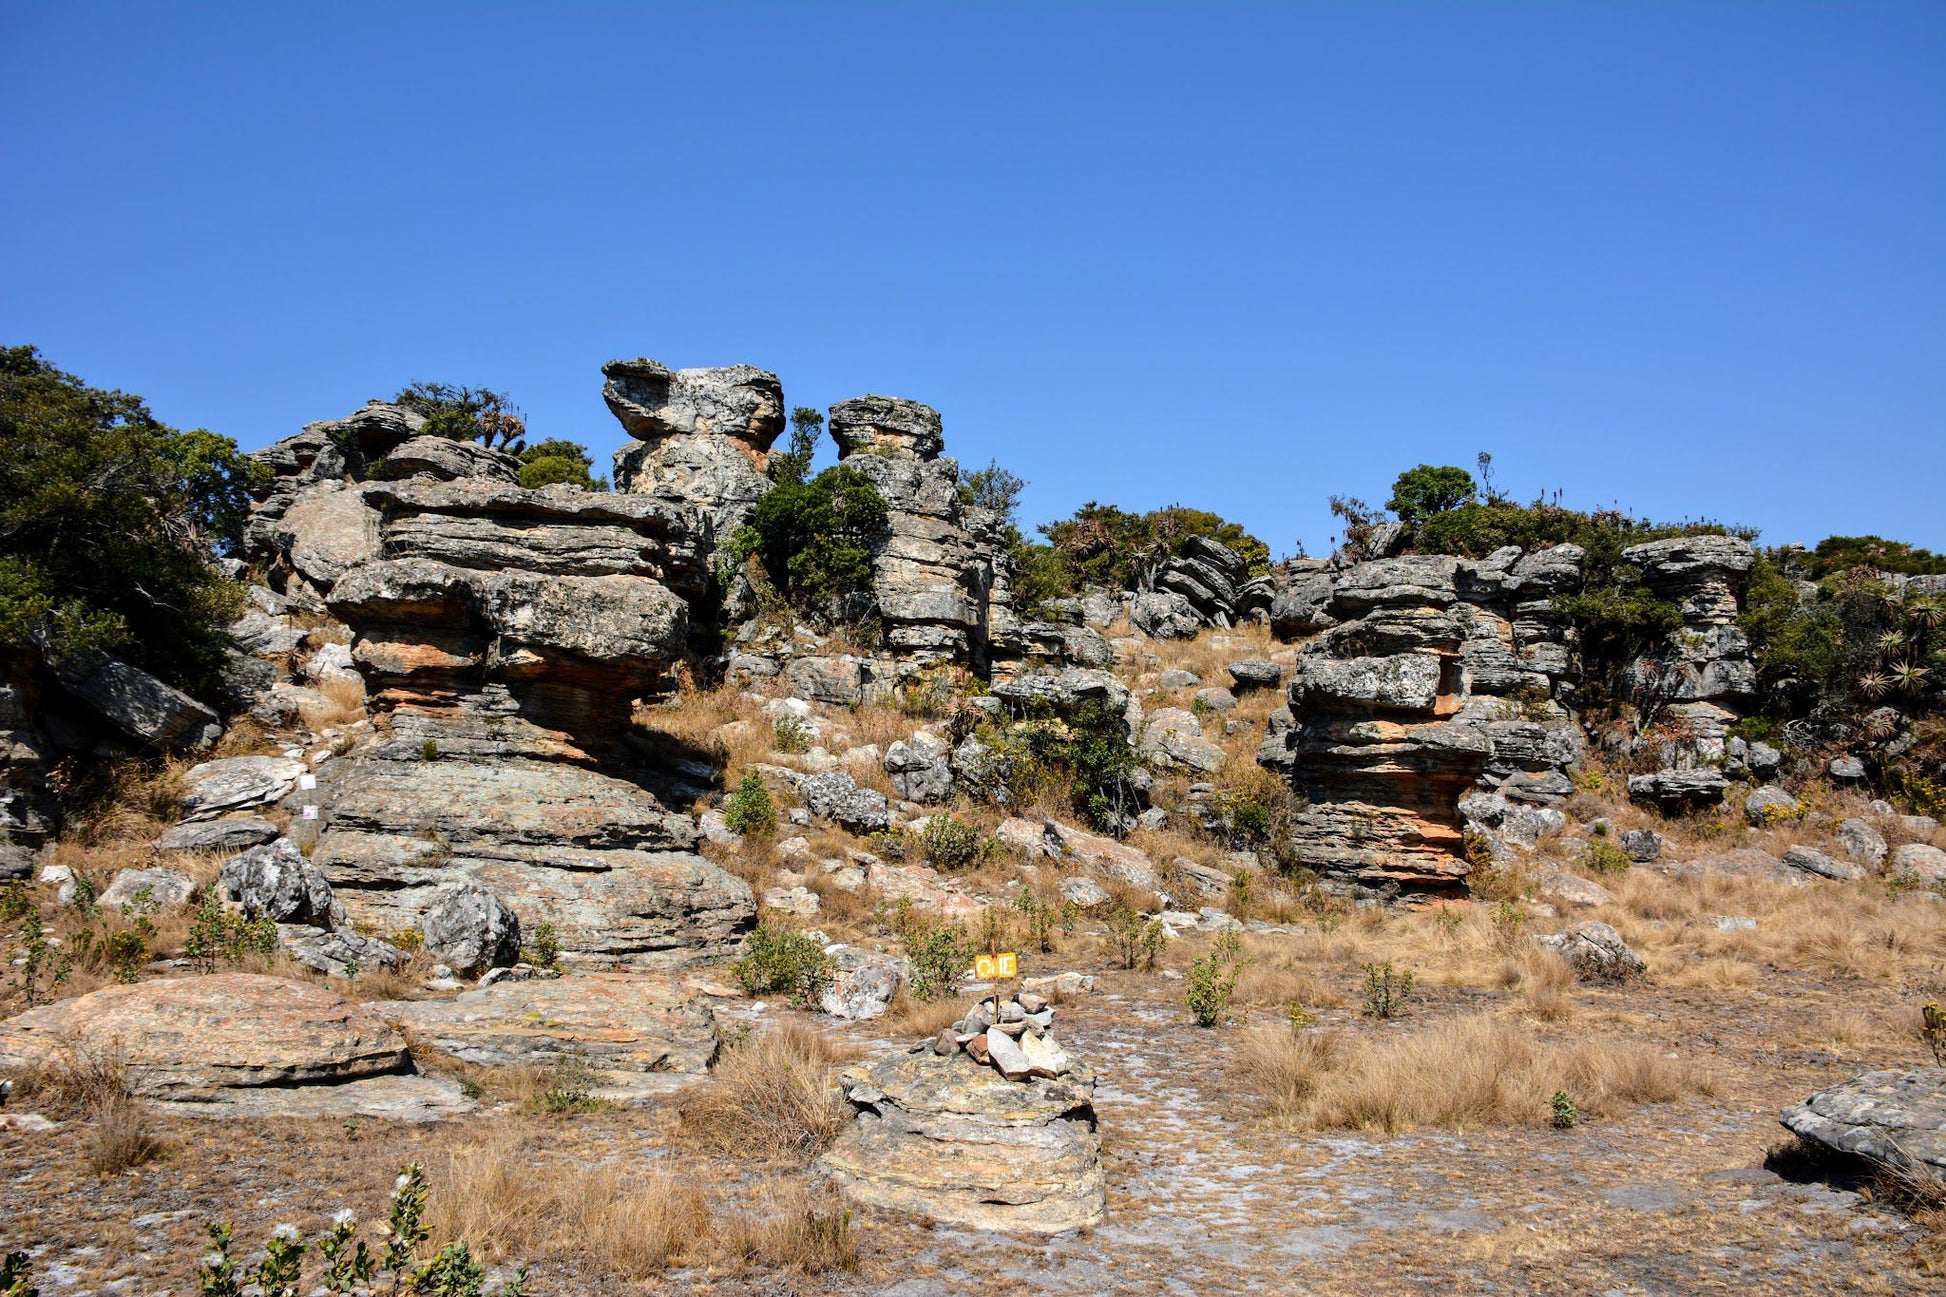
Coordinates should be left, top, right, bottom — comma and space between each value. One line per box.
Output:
282, 927, 410, 978
421, 880, 520, 975
155, 816, 281, 854
1891, 842, 1946, 884
179, 756, 308, 822
1628, 768, 1729, 812
1129, 589, 1202, 640
821, 947, 909, 1021
101, 868, 196, 912
798, 771, 892, 832
48, 652, 223, 751
1781, 1069, 1946, 1179
884, 733, 954, 803
821, 1047, 1106, 1235
605, 358, 784, 543
221, 838, 339, 928
1536, 921, 1647, 981
1139, 707, 1226, 773
1744, 785, 1803, 826
1837, 817, 1888, 867
1782, 845, 1863, 882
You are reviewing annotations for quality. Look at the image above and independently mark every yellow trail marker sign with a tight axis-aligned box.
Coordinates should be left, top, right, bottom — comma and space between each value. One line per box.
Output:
975, 952, 1017, 981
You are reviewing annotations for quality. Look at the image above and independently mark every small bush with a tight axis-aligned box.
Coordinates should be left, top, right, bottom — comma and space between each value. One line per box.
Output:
1185, 952, 1242, 1027
1551, 1089, 1580, 1129
887, 902, 974, 1000
772, 715, 812, 754
535, 1047, 610, 1115
723, 772, 777, 838
1014, 891, 1079, 952
526, 921, 560, 971
1581, 838, 1632, 876
731, 924, 831, 1005
184, 893, 279, 973
920, 813, 985, 871
1106, 907, 1167, 971
1360, 961, 1416, 1019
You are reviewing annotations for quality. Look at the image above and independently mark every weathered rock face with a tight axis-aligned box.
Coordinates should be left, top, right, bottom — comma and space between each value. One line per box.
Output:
1781, 1068, 1946, 1179
822, 1047, 1106, 1235
221, 838, 340, 927
606, 358, 785, 547
1150, 535, 1271, 629
298, 707, 755, 967
47, 652, 224, 752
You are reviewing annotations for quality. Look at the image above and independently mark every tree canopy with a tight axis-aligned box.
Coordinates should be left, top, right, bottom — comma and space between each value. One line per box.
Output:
516, 438, 607, 491
1386, 464, 1477, 526
0, 345, 265, 690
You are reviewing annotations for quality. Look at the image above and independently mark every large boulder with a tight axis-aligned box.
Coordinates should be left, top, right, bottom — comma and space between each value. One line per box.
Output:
1129, 590, 1201, 640
1139, 708, 1226, 774
1781, 1069, 1946, 1180
884, 734, 954, 804
605, 358, 784, 544
48, 653, 223, 751
0, 974, 409, 1100
821, 1047, 1106, 1235
421, 880, 520, 975
155, 816, 281, 853
100, 868, 196, 913
221, 838, 339, 928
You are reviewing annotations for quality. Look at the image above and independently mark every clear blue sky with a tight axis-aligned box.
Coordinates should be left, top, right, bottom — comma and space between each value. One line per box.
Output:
4, 2, 1942, 555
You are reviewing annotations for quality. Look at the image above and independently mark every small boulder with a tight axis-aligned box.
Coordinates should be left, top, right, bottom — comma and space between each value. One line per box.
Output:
1837, 818, 1889, 867
1781, 845, 1863, 882
798, 771, 892, 832
283, 928, 410, 978
1193, 687, 1237, 714
1158, 669, 1202, 689
1619, 829, 1665, 863
1536, 921, 1646, 981
100, 868, 196, 913
220, 839, 338, 928
1828, 756, 1867, 783
179, 756, 307, 822
884, 734, 954, 804
1891, 843, 1946, 885
1226, 660, 1283, 692
1743, 785, 1802, 827
821, 947, 908, 1021
1058, 876, 1112, 911
1139, 708, 1226, 774
1781, 1068, 1946, 1179
421, 881, 520, 975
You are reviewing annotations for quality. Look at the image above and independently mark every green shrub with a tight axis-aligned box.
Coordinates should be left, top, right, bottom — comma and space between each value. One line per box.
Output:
183, 894, 279, 974
1550, 1089, 1580, 1129
394, 381, 524, 449
1105, 907, 1167, 971
1359, 960, 1416, 1019
731, 923, 832, 1005
1035, 501, 1271, 595
726, 465, 889, 610
885, 899, 973, 1000
1013, 891, 1080, 952
1185, 952, 1242, 1027
527, 920, 560, 971
1580, 838, 1632, 876
723, 772, 777, 837
772, 714, 812, 754
920, 814, 985, 871
515, 438, 607, 491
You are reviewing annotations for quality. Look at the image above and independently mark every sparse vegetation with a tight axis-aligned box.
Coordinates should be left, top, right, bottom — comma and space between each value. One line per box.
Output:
1106, 906, 1168, 971
677, 1022, 849, 1164
730, 923, 832, 1005
1360, 960, 1416, 1019
723, 771, 778, 838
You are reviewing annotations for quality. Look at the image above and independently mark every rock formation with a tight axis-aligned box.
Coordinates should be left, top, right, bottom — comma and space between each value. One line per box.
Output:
605, 358, 785, 548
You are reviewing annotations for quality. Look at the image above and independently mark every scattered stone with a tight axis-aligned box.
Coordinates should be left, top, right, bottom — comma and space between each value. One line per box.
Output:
798, 771, 892, 832
1226, 660, 1283, 692
283, 927, 410, 978
1620, 828, 1665, 863
1744, 785, 1803, 826
1628, 768, 1728, 812
1891, 843, 1946, 885
421, 881, 520, 975
763, 885, 821, 917
221, 839, 339, 927
1713, 915, 1758, 932
1536, 921, 1646, 981
1140, 707, 1226, 773
821, 947, 908, 1021
154, 817, 280, 853
1837, 818, 1889, 867
100, 868, 196, 912
1193, 686, 1237, 714
1058, 876, 1113, 910
1158, 669, 1202, 689
1828, 756, 1867, 783
1782, 845, 1864, 882
1781, 1068, 1946, 1179
983, 1026, 1035, 1081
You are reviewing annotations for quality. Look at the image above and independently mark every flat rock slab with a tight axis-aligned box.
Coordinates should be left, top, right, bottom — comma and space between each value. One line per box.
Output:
154, 816, 281, 853
179, 756, 307, 822
0, 974, 409, 1101
1781, 1068, 1946, 1178
374, 972, 716, 1101
822, 1048, 1105, 1235
148, 1072, 474, 1122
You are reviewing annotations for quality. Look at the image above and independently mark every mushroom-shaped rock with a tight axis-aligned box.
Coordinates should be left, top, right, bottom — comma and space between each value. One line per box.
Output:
828, 394, 944, 460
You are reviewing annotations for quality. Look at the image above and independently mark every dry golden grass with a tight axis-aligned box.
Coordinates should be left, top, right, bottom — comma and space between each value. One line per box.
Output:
429, 1127, 856, 1276
1236, 1012, 1716, 1133
877, 989, 967, 1038
14, 1041, 168, 1176
295, 675, 367, 729
677, 1021, 852, 1164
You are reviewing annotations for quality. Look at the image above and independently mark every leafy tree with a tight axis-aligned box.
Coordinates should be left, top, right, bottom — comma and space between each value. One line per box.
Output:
1798, 535, 1946, 579
730, 465, 889, 609
1035, 501, 1271, 596
514, 438, 607, 491
0, 346, 264, 690
1386, 464, 1477, 526
393, 382, 525, 450
768, 406, 825, 487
